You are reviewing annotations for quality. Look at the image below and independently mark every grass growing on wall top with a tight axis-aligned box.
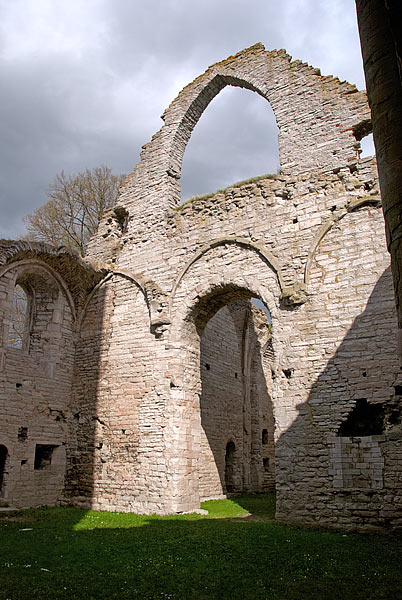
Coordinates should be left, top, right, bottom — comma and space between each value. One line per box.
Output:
1, 494, 401, 600
177, 172, 279, 210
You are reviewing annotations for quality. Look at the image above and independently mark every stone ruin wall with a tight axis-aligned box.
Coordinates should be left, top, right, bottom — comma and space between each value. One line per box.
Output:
1, 44, 402, 530
199, 302, 275, 500
0, 265, 73, 508
199, 304, 245, 500
68, 274, 167, 513
0, 244, 104, 508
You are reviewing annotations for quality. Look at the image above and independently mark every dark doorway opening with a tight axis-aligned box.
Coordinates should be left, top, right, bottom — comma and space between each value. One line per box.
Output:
0, 445, 8, 495
225, 441, 236, 493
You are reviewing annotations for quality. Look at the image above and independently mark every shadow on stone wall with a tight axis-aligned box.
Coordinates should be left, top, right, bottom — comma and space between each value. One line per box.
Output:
275, 267, 402, 530
64, 282, 107, 508
199, 300, 275, 498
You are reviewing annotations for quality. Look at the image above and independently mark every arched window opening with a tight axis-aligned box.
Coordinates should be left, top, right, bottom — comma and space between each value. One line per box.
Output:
180, 86, 280, 204
6, 268, 63, 357
0, 445, 8, 495
262, 429, 269, 445
225, 441, 236, 493
360, 133, 375, 158
7, 284, 29, 349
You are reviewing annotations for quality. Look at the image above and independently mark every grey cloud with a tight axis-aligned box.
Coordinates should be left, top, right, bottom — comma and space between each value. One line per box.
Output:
104, 0, 286, 69
0, 0, 365, 239
181, 87, 279, 202
0, 54, 143, 237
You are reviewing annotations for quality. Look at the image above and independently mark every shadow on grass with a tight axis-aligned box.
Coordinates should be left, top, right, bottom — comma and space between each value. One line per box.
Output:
229, 493, 276, 519
0, 495, 401, 600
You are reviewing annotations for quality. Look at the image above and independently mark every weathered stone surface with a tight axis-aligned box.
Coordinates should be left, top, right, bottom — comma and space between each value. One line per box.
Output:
0, 44, 401, 530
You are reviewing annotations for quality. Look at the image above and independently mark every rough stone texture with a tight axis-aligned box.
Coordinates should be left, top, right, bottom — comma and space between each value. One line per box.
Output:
199, 302, 274, 500
1, 45, 401, 530
0, 242, 104, 508
356, 0, 402, 341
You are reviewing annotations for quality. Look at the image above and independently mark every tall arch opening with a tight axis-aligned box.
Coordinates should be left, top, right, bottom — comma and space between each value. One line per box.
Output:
180, 86, 279, 204
196, 286, 275, 500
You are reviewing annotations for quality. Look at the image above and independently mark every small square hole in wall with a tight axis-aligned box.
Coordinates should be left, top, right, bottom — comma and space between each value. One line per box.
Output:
18, 427, 28, 441
34, 444, 58, 470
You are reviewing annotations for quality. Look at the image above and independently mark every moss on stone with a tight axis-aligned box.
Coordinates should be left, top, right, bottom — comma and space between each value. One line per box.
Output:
175, 172, 279, 211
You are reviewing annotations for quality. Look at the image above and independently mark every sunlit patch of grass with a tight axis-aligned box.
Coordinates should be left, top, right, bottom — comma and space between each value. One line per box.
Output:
1, 494, 401, 600
72, 496, 251, 530
200, 498, 250, 519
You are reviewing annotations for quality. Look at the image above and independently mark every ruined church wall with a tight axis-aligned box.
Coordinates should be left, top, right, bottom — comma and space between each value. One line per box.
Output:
199, 305, 244, 499
274, 205, 401, 530
0, 261, 75, 508
84, 37, 401, 526
99, 152, 400, 527
85, 112, 402, 528
68, 274, 171, 513
1, 44, 400, 530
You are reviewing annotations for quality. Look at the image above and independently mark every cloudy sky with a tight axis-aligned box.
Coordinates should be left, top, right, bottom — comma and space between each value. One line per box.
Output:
0, 0, 370, 239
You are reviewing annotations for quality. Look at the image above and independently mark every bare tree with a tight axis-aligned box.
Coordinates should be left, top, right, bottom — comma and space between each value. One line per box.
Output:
24, 166, 126, 255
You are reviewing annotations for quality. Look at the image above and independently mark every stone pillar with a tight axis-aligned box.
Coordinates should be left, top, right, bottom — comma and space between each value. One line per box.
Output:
163, 340, 201, 513
356, 0, 402, 347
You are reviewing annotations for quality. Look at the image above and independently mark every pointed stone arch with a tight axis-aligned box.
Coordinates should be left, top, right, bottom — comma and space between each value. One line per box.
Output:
170, 236, 284, 314
163, 243, 282, 512
304, 196, 384, 290
119, 43, 370, 213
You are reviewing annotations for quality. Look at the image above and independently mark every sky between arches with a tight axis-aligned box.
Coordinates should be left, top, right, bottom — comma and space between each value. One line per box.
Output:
0, 0, 371, 239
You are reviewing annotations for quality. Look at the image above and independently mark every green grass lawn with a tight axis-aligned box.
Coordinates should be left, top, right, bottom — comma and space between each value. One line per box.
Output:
0, 494, 401, 600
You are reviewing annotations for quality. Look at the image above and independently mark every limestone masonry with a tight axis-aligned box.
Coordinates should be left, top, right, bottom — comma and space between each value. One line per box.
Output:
1, 44, 401, 531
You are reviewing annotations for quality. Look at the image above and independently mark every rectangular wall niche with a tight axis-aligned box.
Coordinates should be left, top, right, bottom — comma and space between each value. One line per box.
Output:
329, 436, 384, 490
34, 444, 58, 470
